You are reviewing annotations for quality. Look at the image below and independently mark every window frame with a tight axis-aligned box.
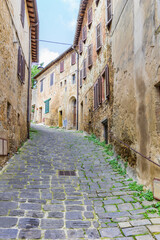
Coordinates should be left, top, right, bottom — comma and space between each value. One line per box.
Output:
88, 44, 93, 68
96, 23, 102, 51
83, 59, 87, 79
21, 0, 25, 28
106, 0, 112, 27
88, 7, 93, 27
40, 79, 44, 93
82, 25, 87, 42
50, 72, 54, 86
60, 61, 64, 73
44, 98, 51, 114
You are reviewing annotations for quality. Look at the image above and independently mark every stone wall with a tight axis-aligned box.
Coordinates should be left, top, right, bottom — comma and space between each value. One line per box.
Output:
0, 0, 31, 166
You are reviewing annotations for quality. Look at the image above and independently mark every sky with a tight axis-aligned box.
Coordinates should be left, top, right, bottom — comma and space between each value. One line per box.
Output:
37, 0, 81, 66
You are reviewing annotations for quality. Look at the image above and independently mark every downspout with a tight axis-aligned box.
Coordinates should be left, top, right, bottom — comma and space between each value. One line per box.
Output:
76, 50, 79, 131
27, 26, 31, 139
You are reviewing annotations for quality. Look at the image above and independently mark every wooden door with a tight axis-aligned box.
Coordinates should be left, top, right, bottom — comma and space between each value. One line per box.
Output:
59, 111, 63, 127
73, 100, 76, 127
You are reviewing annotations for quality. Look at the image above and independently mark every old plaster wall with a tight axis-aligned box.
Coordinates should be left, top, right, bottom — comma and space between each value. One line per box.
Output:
112, 0, 160, 187
35, 49, 77, 129
0, 0, 30, 166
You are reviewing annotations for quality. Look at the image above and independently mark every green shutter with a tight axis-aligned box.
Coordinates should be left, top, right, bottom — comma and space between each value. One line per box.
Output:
44, 98, 51, 114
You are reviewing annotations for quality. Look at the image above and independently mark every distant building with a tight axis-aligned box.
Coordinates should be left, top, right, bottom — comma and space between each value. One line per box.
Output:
0, 0, 39, 166
33, 47, 77, 129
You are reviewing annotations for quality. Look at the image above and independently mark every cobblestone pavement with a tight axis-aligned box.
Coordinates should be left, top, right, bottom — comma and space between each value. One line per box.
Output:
0, 125, 160, 239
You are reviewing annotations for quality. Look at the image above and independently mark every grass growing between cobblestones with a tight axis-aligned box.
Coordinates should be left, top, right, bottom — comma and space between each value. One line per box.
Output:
85, 132, 160, 218
30, 127, 38, 140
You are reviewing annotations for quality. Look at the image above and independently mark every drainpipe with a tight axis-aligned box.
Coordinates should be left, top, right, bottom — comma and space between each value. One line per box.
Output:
27, 27, 31, 139
76, 49, 79, 131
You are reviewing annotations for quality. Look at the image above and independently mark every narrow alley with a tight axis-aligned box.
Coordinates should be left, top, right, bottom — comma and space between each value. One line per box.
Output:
0, 125, 159, 240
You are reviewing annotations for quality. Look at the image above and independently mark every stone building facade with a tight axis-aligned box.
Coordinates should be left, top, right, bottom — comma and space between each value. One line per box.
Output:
0, 0, 39, 166
74, 0, 114, 143
33, 47, 77, 129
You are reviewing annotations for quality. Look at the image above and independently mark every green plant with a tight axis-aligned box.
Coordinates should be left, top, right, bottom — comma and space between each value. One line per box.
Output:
31, 63, 44, 88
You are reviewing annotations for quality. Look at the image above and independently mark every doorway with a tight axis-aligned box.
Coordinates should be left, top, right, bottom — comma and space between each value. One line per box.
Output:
39, 107, 42, 123
102, 119, 108, 144
59, 111, 63, 127
73, 100, 76, 127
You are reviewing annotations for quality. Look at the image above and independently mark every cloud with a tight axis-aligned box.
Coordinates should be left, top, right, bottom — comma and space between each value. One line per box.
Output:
62, 0, 80, 11
39, 48, 59, 67
68, 18, 77, 31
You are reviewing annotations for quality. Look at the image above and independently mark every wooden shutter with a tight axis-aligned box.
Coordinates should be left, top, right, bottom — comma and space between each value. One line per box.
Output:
60, 61, 64, 73
82, 25, 87, 42
21, 56, 25, 83
17, 47, 21, 79
96, 82, 98, 108
106, 0, 112, 25
88, 7, 92, 26
105, 65, 110, 98
96, 23, 102, 51
71, 52, 76, 65
88, 44, 93, 67
80, 69, 83, 88
98, 77, 102, 104
94, 85, 96, 109
79, 40, 83, 54
21, 0, 25, 27
83, 59, 87, 79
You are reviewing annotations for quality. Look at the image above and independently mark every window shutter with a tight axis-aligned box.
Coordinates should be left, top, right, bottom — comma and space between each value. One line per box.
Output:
82, 25, 87, 42
79, 40, 83, 54
96, 23, 102, 51
17, 47, 21, 79
98, 76, 102, 104
50, 73, 54, 86
94, 85, 96, 109
106, 0, 112, 25
80, 69, 83, 88
88, 7, 92, 26
21, 0, 25, 27
88, 44, 93, 67
105, 65, 110, 98
71, 52, 76, 65
96, 82, 98, 108
83, 59, 87, 79
60, 61, 64, 73
21, 56, 25, 83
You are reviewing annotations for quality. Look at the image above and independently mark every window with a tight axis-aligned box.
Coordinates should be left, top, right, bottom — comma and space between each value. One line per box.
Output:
80, 69, 83, 88
60, 61, 64, 73
102, 65, 110, 101
21, 0, 25, 27
88, 7, 92, 27
17, 47, 25, 83
95, 0, 100, 6
7, 102, 11, 120
50, 72, 54, 86
79, 40, 83, 54
71, 52, 76, 65
72, 74, 76, 84
96, 23, 102, 51
65, 87, 67, 92
106, 0, 112, 26
94, 76, 102, 109
88, 44, 93, 68
44, 98, 51, 114
64, 80, 67, 85
83, 59, 87, 79
40, 79, 44, 92
60, 82, 62, 87
82, 25, 87, 42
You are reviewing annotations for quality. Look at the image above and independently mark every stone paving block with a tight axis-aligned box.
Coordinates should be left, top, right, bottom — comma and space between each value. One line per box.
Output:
0, 217, 18, 228
105, 204, 118, 212
0, 229, 18, 239
48, 212, 64, 218
84, 211, 94, 219
115, 238, 134, 240
150, 218, 160, 224
18, 218, 39, 229
135, 235, 154, 240
130, 219, 151, 226
41, 219, 64, 229
45, 230, 66, 239
100, 227, 122, 238
118, 203, 134, 211
26, 211, 44, 218
103, 199, 124, 205
86, 229, 100, 239
43, 204, 64, 212
9, 210, 24, 217
155, 234, 160, 240
66, 211, 83, 220
118, 221, 131, 228
147, 225, 160, 233
19, 230, 41, 239
66, 220, 91, 229
122, 226, 149, 236
20, 203, 42, 210
67, 229, 85, 238
66, 205, 85, 211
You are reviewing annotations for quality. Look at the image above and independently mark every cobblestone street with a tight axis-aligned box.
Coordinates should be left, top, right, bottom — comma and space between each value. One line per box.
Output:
0, 125, 160, 239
